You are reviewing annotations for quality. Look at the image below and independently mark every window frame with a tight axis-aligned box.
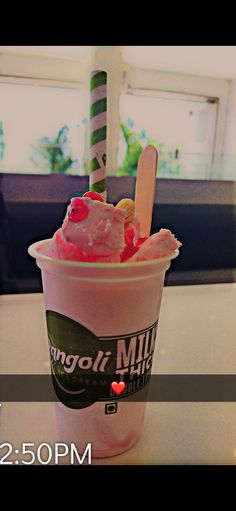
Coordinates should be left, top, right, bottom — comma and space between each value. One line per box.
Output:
0, 51, 230, 178
0, 52, 87, 86
0, 57, 88, 174
122, 67, 229, 172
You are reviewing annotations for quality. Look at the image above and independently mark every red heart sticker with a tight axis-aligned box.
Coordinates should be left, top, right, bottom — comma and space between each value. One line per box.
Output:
111, 381, 126, 396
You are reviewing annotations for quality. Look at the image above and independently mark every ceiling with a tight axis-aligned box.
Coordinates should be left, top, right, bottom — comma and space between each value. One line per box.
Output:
0, 46, 236, 79
0, 46, 93, 61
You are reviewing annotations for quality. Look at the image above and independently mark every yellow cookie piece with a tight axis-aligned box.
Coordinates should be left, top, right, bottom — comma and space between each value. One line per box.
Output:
116, 198, 135, 223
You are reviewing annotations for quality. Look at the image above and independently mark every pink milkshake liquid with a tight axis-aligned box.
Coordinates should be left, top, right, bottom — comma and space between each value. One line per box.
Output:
29, 239, 179, 458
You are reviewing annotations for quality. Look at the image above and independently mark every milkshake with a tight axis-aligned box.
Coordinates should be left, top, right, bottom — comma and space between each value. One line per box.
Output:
29, 191, 181, 457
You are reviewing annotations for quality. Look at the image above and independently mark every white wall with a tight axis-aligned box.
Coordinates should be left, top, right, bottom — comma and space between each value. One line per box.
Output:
224, 80, 236, 155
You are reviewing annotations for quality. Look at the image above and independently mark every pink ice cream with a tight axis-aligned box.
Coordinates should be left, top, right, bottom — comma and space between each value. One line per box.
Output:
127, 229, 182, 262
47, 194, 182, 263
48, 197, 126, 262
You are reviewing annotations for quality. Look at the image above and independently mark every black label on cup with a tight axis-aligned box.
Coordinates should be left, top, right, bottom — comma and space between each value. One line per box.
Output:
46, 310, 158, 409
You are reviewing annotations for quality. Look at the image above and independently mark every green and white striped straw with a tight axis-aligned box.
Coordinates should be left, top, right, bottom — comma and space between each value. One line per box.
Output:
89, 70, 107, 200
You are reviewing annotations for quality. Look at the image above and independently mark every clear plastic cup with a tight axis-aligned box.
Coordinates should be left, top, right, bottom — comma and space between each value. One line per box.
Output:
29, 239, 179, 458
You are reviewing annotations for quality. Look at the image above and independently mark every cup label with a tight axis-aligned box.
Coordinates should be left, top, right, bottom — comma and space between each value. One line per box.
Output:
46, 310, 158, 409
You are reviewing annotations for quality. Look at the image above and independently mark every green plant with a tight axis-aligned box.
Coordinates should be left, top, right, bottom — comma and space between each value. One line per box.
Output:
118, 119, 181, 176
30, 125, 77, 173
118, 120, 143, 176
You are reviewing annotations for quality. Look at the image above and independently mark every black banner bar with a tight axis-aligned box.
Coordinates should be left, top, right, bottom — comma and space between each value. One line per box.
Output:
1, 375, 236, 402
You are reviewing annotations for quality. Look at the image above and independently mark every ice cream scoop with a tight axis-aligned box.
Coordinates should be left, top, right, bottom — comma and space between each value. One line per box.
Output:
47, 192, 181, 264
127, 229, 182, 262
48, 196, 126, 262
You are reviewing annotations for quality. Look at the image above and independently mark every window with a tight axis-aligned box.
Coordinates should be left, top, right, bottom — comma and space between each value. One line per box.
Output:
0, 46, 231, 180
0, 81, 88, 174
119, 89, 218, 179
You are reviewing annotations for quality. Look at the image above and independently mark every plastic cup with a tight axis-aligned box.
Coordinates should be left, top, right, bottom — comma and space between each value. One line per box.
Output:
29, 239, 179, 458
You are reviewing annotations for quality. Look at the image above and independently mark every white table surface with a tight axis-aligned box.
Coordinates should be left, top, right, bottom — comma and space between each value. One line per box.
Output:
1, 283, 236, 465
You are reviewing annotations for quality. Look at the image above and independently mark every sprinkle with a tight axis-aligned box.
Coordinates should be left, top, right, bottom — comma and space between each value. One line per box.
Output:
68, 199, 89, 222
83, 191, 104, 202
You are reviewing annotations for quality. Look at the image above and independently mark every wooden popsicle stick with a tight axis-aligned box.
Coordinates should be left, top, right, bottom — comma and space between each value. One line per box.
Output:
135, 145, 158, 237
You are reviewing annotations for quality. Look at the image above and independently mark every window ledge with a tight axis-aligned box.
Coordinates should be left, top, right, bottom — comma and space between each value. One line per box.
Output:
1, 174, 236, 206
